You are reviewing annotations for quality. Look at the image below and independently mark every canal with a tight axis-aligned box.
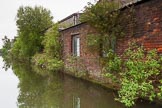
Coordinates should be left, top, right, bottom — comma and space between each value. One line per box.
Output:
0, 57, 161, 108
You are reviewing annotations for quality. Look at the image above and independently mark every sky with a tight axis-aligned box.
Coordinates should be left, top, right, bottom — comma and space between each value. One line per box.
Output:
0, 0, 96, 48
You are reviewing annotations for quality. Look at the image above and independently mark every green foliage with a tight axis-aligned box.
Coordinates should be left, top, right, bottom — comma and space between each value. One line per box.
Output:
11, 37, 23, 59
32, 24, 63, 71
42, 24, 61, 58
86, 34, 101, 52
32, 53, 63, 71
81, 0, 121, 34
104, 42, 162, 107
0, 36, 13, 70
104, 50, 122, 73
82, 0, 125, 53
12, 6, 53, 58
103, 50, 122, 83
1, 36, 12, 58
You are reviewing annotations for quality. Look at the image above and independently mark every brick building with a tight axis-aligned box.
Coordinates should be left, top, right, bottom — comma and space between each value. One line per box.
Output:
60, 0, 162, 81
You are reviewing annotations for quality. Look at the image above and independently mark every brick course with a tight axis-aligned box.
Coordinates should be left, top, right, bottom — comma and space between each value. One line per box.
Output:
60, 23, 102, 78
116, 0, 162, 55
60, 0, 162, 79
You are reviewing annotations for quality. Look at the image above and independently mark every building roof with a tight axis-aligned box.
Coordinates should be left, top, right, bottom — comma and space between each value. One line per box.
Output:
59, 0, 150, 32
98, 0, 148, 8
58, 13, 82, 23
120, 0, 143, 7
59, 0, 147, 23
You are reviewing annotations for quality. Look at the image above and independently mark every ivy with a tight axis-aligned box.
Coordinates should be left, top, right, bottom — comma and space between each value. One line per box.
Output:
81, 0, 126, 54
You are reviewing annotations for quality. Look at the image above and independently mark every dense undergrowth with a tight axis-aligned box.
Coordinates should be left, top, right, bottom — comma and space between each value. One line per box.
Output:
81, 0, 162, 107
1, 6, 63, 72
31, 24, 63, 71
104, 42, 162, 107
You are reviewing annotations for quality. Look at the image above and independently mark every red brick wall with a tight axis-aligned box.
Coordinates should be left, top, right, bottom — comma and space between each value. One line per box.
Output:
60, 0, 162, 78
116, 0, 162, 55
61, 23, 102, 78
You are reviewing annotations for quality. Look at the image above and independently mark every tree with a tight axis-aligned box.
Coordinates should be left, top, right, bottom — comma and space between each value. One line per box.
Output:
13, 6, 53, 58
42, 24, 61, 58
32, 24, 63, 71
1, 36, 12, 58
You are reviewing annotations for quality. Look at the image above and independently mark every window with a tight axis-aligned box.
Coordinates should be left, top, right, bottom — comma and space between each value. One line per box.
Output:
72, 35, 80, 56
102, 37, 116, 57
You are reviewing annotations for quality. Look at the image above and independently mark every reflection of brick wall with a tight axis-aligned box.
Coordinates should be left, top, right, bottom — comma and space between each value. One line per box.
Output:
60, 0, 162, 78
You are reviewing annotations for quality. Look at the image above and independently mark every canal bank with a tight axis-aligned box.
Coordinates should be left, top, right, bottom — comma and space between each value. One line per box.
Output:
59, 0, 162, 106
1, 0, 162, 107
1, 56, 162, 108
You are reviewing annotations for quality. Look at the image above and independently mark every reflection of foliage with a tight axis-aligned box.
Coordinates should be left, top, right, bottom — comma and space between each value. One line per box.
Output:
11, 61, 63, 108
104, 42, 162, 107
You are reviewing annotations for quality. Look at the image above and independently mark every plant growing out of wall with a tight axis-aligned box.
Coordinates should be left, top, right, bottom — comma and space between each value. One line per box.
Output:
81, 0, 136, 55
81, 0, 125, 54
79, 0, 162, 107
118, 42, 162, 107
104, 41, 162, 107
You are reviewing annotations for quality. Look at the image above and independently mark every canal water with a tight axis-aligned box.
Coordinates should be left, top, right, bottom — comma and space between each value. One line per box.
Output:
0, 57, 162, 108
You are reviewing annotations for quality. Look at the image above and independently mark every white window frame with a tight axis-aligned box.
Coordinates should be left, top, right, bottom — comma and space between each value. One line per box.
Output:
72, 35, 80, 57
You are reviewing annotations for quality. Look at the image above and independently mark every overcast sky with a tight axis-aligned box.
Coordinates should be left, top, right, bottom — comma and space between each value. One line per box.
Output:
0, 0, 96, 48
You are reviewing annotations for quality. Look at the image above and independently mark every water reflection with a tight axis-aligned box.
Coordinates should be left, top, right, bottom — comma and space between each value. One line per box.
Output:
11, 62, 63, 108
0, 57, 19, 108
1, 58, 162, 108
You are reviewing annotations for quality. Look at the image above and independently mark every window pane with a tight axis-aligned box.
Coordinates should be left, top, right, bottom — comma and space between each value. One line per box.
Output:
72, 35, 80, 56
76, 37, 80, 56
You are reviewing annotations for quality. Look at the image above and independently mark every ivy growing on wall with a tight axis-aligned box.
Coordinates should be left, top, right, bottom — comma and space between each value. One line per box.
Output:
81, 0, 134, 54
81, 1, 162, 107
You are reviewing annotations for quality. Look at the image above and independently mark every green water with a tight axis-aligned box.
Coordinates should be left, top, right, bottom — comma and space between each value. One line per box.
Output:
0, 57, 161, 108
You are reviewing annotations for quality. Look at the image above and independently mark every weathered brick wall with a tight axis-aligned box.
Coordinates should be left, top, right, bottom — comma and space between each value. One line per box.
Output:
60, 0, 162, 79
60, 23, 102, 78
116, 0, 162, 55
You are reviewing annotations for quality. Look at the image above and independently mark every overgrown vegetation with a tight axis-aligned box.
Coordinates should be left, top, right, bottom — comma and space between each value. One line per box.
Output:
1, 6, 63, 72
32, 24, 63, 71
104, 42, 162, 107
11, 6, 53, 59
82, 0, 162, 107
81, 0, 126, 54
0, 36, 12, 59
1, 1, 162, 107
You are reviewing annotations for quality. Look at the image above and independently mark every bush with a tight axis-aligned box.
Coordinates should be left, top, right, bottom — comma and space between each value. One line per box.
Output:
104, 42, 162, 107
